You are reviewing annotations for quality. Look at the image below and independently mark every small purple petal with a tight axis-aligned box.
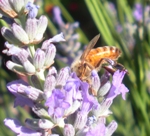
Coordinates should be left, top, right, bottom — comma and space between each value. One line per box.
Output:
118, 84, 129, 100
48, 32, 66, 43
106, 70, 129, 100
26, 2, 39, 18
45, 89, 69, 118
80, 82, 98, 112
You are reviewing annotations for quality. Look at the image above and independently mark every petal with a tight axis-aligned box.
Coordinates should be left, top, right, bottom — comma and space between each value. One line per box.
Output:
35, 15, 48, 40
13, 0, 25, 13
12, 23, 29, 45
48, 32, 66, 43
81, 82, 98, 112
56, 67, 70, 87
44, 44, 56, 68
33, 48, 45, 70
25, 18, 38, 42
0, 0, 17, 18
4, 118, 22, 133
118, 84, 129, 100
106, 70, 128, 100
1, 27, 22, 45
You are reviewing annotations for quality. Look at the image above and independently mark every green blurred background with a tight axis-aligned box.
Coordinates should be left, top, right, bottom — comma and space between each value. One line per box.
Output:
0, 0, 150, 136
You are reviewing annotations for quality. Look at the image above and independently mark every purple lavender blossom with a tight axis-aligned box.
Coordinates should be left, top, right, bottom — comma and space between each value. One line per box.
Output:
106, 70, 129, 100
45, 89, 70, 118
80, 82, 98, 113
45, 72, 82, 119
53, 6, 65, 26
133, 3, 143, 21
1, 1, 130, 135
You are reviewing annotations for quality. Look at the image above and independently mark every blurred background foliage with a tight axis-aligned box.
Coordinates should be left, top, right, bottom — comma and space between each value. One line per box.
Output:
0, 0, 150, 136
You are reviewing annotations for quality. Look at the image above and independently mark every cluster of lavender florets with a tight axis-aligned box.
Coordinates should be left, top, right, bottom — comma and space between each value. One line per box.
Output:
0, 1, 129, 136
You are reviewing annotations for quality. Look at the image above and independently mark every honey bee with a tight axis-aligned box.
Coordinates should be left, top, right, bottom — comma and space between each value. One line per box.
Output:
71, 34, 123, 81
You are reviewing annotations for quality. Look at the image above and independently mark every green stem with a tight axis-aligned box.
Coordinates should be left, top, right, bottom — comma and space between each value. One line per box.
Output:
35, 70, 45, 90
28, 45, 35, 58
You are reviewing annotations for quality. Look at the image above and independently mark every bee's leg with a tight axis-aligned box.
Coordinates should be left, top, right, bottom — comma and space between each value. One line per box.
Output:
102, 58, 125, 70
95, 58, 117, 71
84, 62, 95, 70
95, 59, 105, 71
80, 62, 95, 79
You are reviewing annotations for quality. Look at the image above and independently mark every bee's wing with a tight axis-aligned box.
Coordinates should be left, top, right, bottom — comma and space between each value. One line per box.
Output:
80, 34, 100, 61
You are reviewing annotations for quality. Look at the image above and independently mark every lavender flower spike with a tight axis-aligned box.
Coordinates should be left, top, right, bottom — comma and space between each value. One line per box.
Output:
133, 3, 143, 21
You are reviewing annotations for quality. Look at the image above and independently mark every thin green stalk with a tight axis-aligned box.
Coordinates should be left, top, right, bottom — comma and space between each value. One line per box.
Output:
28, 45, 35, 58
117, 0, 124, 25
95, 0, 115, 44
85, 0, 113, 45
118, 0, 134, 23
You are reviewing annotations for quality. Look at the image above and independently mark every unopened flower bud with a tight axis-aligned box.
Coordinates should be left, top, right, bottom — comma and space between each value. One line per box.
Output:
6, 61, 26, 75
43, 75, 56, 99
106, 120, 118, 136
63, 124, 75, 136
98, 81, 111, 97
3, 42, 21, 56
47, 66, 57, 77
18, 53, 35, 74
92, 99, 112, 118
33, 48, 45, 70
56, 67, 70, 88
74, 111, 87, 130
11, 23, 29, 45
44, 44, 56, 68
25, 18, 38, 42
1, 27, 22, 45
18, 86, 43, 101
0, 0, 17, 18
91, 70, 100, 95
35, 15, 48, 41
